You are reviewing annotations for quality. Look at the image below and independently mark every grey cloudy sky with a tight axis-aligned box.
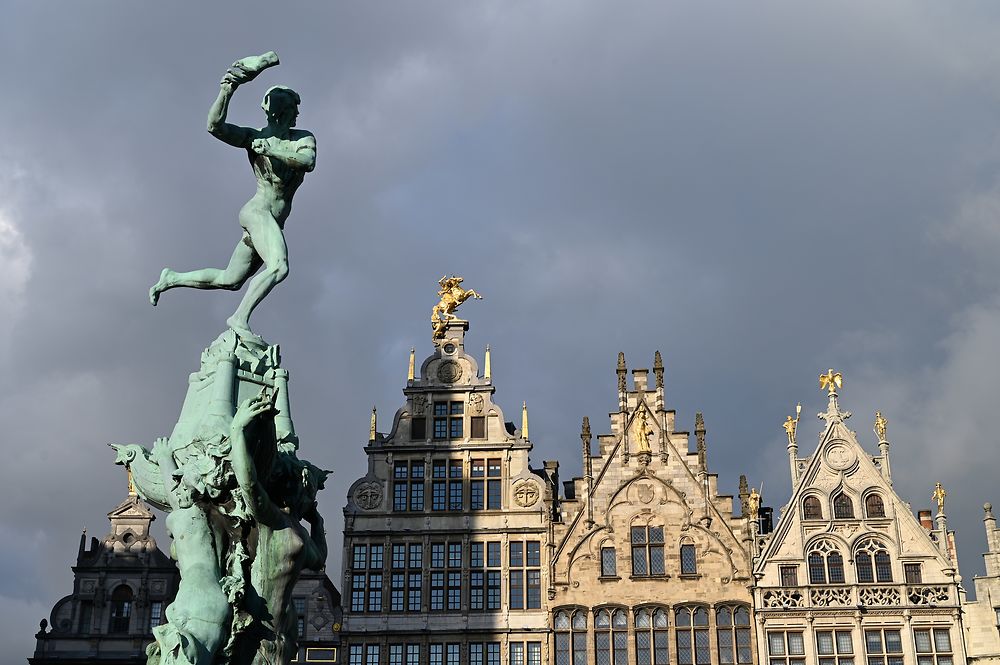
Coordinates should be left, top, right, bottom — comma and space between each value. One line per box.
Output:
4, 0, 1000, 657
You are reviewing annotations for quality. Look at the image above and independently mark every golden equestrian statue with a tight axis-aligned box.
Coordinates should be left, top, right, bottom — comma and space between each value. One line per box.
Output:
431, 275, 483, 340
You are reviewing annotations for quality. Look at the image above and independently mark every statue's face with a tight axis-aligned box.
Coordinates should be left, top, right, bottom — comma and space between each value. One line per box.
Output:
266, 90, 300, 127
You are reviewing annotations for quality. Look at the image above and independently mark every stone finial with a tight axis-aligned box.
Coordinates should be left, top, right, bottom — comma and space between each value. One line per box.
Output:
653, 350, 664, 390
617, 352, 627, 393
484, 344, 492, 381
407, 348, 415, 382
738, 475, 750, 517
581, 416, 592, 445
987, 502, 995, 519
521, 401, 529, 439
369, 406, 377, 442
695, 412, 706, 467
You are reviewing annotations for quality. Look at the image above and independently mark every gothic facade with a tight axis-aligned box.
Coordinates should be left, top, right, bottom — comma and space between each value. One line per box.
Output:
752, 378, 966, 665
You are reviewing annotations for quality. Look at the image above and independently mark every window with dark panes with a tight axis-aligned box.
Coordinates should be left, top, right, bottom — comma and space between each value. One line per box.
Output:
767, 631, 805, 665
448, 460, 464, 510
717, 605, 752, 664
904, 563, 922, 584
866, 494, 886, 518
680, 544, 697, 575
675, 606, 711, 665
914, 628, 952, 665
595, 609, 629, 665
109, 585, 133, 633
432, 460, 447, 511
449, 401, 464, 439
803, 496, 823, 520
856, 538, 892, 583
865, 629, 903, 665
471, 416, 486, 439
816, 629, 854, 665
631, 526, 665, 576
487, 459, 502, 509
635, 607, 669, 665
601, 547, 617, 577
780, 565, 798, 587
411, 417, 426, 440
409, 461, 424, 511
471, 459, 485, 510
393, 462, 409, 511
433, 402, 448, 439
293, 596, 306, 637
833, 493, 854, 519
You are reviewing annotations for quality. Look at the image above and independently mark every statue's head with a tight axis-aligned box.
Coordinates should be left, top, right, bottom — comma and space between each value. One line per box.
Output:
269, 450, 328, 517
261, 86, 301, 127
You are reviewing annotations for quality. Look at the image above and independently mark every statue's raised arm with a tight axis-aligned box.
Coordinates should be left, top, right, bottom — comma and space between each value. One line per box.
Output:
150, 51, 315, 345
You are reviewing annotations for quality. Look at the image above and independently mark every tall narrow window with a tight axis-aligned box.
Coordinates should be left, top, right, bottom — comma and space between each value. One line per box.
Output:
447, 542, 462, 610
601, 547, 617, 577
808, 540, 844, 585
149, 601, 163, 631
595, 609, 629, 665
471, 459, 486, 510
432, 460, 447, 511
433, 402, 448, 439
803, 496, 823, 520
293, 596, 306, 638
366, 645, 380, 665
393, 461, 409, 511
448, 460, 463, 510
449, 401, 464, 439
631, 526, 665, 576
833, 493, 854, 519
409, 462, 424, 511
471, 541, 501, 611
509, 540, 541, 609
471, 416, 486, 439
108, 585, 133, 633
676, 606, 711, 665
866, 494, 886, 518
78, 601, 93, 634
680, 544, 698, 575
411, 417, 426, 440
717, 605, 752, 664
555, 610, 588, 665
635, 608, 669, 665
486, 459, 502, 508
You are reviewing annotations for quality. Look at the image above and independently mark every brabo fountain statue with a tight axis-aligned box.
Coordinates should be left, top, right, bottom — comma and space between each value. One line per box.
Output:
112, 53, 328, 665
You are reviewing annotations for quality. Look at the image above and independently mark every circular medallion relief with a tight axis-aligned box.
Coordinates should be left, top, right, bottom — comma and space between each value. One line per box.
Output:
513, 481, 540, 507
354, 481, 384, 510
825, 441, 857, 471
437, 360, 463, 383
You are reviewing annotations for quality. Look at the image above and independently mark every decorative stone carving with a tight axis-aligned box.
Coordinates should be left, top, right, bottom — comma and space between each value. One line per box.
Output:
468, 393, 485, 414
637, 483, 655, 505
513, 481, 540, 507
907, 585, 950, 605
763, 588, 805, 608
412, 395, 427, 413
437, 360, 463, 384
858, 586, 900, 606
354, 482, 383, 511
811, 587, 852, 607
825, 441, 857, 471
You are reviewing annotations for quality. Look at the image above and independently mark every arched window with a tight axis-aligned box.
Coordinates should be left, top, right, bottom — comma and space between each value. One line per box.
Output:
676, 606, 710, 665
717, 605, 753, 664
635, 608, 669, 665
680, 544, 698, 575
555, 610, 588, 665
802, 496, 823, 520
108, 585, 133, 633
833, 493, 854, 519
856, 539, 892, 583
865, 494, 886, 519
595, 609, 628, 665
807, 540, 845, 584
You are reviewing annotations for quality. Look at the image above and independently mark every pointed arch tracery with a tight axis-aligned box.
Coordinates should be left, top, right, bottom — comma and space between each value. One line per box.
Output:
855, 537, 892, 583
806, 538, 845, 585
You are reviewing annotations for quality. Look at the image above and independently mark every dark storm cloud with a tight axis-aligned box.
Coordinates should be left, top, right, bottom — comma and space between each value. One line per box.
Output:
3, 0, 1000, 655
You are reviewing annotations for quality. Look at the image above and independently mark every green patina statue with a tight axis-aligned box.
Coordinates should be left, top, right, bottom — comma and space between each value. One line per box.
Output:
149, 51, 316, 343
116, 53, 328, 665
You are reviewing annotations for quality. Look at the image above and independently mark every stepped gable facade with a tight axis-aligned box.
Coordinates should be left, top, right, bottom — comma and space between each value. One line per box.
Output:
752, 375, 966, 665
342, 318, 556, 665
551, 352, 755, 665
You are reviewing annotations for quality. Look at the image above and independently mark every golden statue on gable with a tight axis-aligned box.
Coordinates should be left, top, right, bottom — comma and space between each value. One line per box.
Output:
819, 369, 843, 395
633, 408, 655, 455
431, 275, 482, 340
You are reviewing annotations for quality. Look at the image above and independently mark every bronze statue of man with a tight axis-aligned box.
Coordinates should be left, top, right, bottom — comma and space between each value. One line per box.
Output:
150, 52, 316, 341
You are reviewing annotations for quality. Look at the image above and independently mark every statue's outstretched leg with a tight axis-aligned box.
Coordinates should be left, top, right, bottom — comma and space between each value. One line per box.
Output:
150, 241, 261, 306
226, 212, 288, 337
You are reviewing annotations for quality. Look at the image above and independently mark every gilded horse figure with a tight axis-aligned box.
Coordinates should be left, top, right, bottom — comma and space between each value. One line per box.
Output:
431, 275, 482, 339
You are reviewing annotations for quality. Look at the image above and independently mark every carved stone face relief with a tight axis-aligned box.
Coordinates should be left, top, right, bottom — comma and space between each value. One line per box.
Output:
513, 481, 540, 507
469, 393, 485, 414
437, 360, 463, 384
354, 481, 384, 510
825, 441, 857, 471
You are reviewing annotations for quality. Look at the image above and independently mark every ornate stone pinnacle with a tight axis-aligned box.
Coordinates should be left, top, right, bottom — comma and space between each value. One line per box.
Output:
617, 352, 627, 394
581, 416, 592, 443
369, 406, 377, 442
653, 350, 664, 390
